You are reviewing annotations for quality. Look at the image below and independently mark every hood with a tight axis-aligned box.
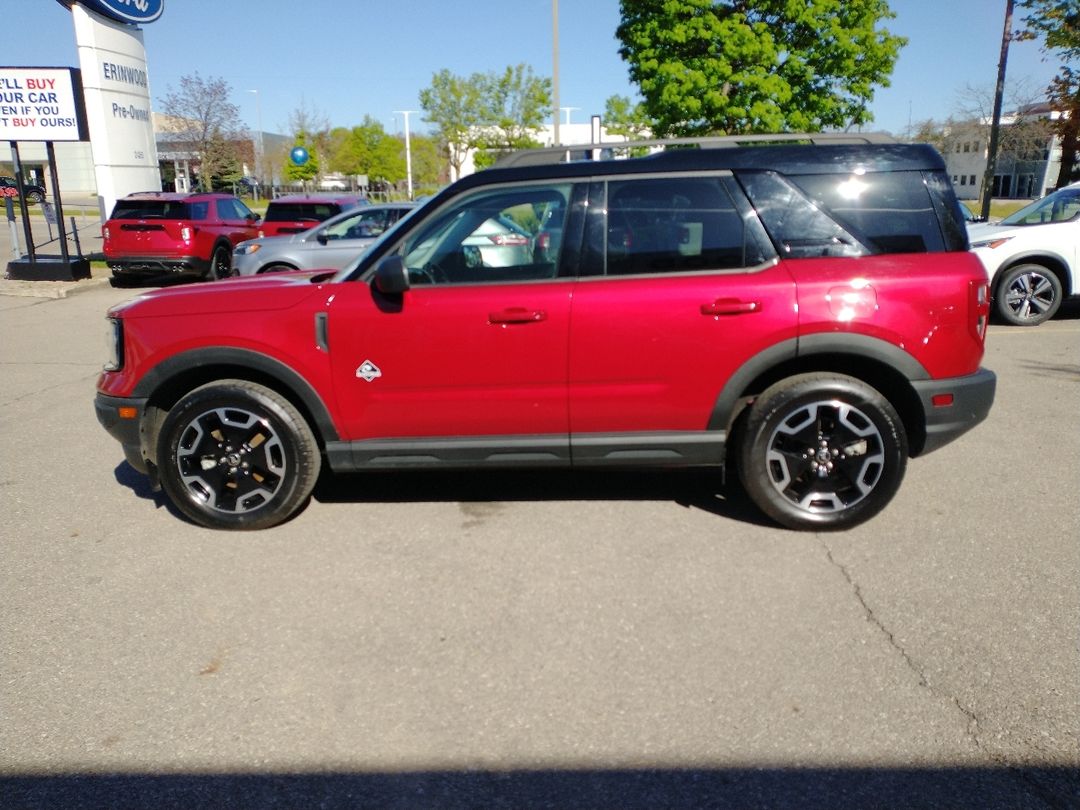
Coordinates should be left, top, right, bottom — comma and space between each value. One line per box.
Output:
966, 221, 1019, 241
108, 270, 338, 319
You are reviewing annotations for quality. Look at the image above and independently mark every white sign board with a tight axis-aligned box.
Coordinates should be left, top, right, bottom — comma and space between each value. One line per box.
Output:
0, 67, 88, 142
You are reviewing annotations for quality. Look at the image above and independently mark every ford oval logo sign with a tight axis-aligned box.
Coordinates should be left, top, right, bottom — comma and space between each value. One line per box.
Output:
77, 0, 164, 24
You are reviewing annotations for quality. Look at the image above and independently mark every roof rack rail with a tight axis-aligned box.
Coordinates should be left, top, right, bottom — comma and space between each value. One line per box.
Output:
493, 132, 896, 168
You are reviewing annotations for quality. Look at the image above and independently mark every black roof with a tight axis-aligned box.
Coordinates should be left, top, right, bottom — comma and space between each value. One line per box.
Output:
458, 141, 946, 194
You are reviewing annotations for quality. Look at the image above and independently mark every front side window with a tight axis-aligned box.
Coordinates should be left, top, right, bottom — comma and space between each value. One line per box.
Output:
398, 184, 571, 285
602, 176, 771, 275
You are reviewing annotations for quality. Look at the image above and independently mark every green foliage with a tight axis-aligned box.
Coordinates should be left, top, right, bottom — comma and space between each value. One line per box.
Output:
615, 0, 906, 136
1016, 0, 1079, 186
419, 69, 486, 177
327, 116, 406, 184
603, 94, 653, 139
283, 131, 319, 185
421, 63, 551, 174
160, 72, 247, 190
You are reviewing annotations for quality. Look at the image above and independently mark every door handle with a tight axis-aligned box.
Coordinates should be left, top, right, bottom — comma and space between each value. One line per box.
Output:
489, 308, 547, 324
701, 298, 762, 316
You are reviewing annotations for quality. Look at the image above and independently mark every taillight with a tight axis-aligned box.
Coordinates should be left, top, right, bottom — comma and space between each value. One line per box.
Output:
102, 226, 110, 241
971, 279, 990, 340
180, 226, 192, 243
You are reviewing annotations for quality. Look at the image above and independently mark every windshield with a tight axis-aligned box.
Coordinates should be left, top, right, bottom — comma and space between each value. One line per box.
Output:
999, 186, 1080, 226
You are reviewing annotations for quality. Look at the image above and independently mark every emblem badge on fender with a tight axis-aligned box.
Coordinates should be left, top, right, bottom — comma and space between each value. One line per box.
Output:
356, 360, 382, 382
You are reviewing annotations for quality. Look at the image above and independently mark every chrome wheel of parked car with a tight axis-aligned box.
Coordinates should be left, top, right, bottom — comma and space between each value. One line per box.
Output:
157, 381, 321, 530
24, 189, 44, 204
995, 263, 1062, 326
210, 245, 234, 279
739, 374, 907, 530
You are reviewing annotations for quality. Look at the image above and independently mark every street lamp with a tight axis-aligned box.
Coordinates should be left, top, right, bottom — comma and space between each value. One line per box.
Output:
394, 110, 417, 200
248, 89, 263, 199
560, 106, 579, 127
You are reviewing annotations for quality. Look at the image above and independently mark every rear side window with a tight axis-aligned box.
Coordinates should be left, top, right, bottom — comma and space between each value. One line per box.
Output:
602, 176, 771, 275
265, 202, 341, 223
109, 200, 191, 220
790, 171, 946, 254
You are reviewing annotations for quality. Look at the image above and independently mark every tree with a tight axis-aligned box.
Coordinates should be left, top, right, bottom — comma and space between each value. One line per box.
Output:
287, 99, 331, 185
160, 72, 248, 190
473, 64, 552, 167
419, 69, 485, 179
603, 94, 653, 139
282, 131, 319, 187
615, 0, 906, 137
328, 116, 406, 186
1017, 0, 1080, 187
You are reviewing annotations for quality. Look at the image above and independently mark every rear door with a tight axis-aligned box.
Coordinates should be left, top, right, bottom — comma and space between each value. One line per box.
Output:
568, 174, 798, 463
215, 197, 259, 245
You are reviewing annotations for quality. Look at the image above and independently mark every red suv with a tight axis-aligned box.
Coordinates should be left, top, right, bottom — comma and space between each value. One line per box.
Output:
95, 136, 996, 531
103, 191, 261, 281
259, 194, 366, 238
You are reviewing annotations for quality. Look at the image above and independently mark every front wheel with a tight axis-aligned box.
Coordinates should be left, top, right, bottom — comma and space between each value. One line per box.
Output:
209, 244, 234, 280
738, 374, 907, 531
994, 263, 1062, 326
156, 380, 321, 530
24, 190, 44, 204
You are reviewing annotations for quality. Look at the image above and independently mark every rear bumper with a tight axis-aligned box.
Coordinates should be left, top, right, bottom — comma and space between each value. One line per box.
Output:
106, 255, 210, 277
912, 367, 996, 456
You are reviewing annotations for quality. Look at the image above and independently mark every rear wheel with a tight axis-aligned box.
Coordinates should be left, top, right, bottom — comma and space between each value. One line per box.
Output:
24, 189, 44, 204
156, 380, 321, 530
738, 373, 907, 531
994, 263, 1062, 326
209, 244, 234, 280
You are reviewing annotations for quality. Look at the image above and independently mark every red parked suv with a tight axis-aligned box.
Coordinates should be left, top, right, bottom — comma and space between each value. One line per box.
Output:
103, 191, 261, 281
96, 136, 996, 531
259, 194, 367, 238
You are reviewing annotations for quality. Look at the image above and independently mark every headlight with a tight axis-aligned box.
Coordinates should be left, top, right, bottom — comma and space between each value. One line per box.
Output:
103, 317, 123, 371
235, 243, 261, 256
970, 236, 1013, 250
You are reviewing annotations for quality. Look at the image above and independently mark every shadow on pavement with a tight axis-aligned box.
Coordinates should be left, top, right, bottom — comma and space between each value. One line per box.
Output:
3, 766, 1077, 809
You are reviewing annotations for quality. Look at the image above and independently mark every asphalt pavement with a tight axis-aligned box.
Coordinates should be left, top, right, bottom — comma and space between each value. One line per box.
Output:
0, 276, 1078, 808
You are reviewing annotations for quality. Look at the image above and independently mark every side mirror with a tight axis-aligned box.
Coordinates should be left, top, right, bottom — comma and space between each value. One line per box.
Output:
374, 254, 410, 295
316, 231, 328, 245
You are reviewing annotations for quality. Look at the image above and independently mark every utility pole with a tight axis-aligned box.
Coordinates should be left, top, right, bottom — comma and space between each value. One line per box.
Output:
981, 0, 1014, 221
394, 110, 416, 200
248, 89, 263, 200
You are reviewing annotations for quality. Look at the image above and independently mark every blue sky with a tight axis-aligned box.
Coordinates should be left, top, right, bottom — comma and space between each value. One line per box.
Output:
6, 0, 1061, 138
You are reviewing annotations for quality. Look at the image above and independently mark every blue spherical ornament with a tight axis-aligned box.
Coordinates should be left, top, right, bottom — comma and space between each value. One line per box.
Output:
290, 146, 310, 166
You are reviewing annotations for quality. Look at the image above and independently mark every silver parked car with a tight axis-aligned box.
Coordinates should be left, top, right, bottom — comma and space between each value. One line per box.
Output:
232, 202, 417, 276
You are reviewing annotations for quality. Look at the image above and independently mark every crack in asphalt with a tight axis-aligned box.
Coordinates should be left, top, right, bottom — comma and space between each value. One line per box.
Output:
820, 540, 985, 750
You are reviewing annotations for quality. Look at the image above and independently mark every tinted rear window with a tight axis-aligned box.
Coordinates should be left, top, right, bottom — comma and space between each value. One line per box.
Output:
264, 203, 341, 223
790, 171, 946, 254
109, 200, 202, 220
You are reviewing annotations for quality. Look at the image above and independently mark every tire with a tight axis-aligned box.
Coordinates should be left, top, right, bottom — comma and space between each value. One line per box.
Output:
209, 244, 234, 280
258, 263, 296, 274
738, 373, 907, 531
156, 380, 321, 530
24, 190, 43, 204
994, 263, 1062, 326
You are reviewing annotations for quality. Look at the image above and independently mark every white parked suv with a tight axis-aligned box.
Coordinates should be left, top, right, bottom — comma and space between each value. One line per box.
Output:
968, 182, 1080, 326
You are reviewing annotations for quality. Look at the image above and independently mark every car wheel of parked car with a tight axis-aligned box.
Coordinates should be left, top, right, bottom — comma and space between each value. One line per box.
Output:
209, 245, 234, 280
24, 190, 43, 204
156, 380, 321, 530
994, 263, 1062, 326
259, 263, 297, 273
738, 373, 907, 531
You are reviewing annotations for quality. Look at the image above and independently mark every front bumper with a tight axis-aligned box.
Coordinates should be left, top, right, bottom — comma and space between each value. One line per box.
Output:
95, 392, 151, 474
912, 367, 996, 456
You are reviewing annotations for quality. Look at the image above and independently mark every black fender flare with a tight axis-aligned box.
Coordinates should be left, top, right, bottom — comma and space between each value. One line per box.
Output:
131, 346, 340, 443
707, 334, 929, 431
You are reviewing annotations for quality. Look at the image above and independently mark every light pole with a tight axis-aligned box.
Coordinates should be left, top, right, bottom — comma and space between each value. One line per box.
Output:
552, 0, 560, 146
248, 89, 263, 199
560, 106, 579, 127
394, 110, 417, 200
